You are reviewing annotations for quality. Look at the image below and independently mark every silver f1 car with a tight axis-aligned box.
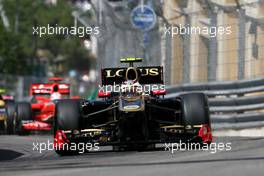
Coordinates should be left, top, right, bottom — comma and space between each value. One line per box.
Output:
53, 58, 212, 156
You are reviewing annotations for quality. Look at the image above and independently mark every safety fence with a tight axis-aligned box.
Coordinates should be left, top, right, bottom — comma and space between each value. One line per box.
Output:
166, 78, 264, 129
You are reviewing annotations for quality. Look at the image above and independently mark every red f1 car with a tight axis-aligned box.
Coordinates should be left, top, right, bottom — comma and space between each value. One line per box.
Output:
6, 78, 77, 135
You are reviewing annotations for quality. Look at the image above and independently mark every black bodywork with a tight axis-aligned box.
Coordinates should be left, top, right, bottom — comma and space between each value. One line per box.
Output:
54, 63, 211, 155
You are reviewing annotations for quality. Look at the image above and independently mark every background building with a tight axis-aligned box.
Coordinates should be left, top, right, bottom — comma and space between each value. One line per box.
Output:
163, 0, 264, 84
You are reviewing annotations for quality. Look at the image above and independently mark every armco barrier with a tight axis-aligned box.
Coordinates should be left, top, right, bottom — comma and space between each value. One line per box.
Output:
166, 78, 264, 129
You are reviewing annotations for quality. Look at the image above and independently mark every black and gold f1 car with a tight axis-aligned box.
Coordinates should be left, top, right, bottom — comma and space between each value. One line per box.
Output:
53, 58, 212, 156
0, 89, 15, 134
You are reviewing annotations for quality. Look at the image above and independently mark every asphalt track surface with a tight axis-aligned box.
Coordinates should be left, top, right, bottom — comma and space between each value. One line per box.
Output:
0, 135, 264, 176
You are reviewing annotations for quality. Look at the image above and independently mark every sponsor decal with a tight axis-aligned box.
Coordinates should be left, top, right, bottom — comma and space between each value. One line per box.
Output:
101, 66, 163, 85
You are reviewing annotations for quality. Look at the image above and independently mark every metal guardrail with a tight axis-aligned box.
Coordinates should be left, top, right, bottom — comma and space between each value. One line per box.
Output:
209, 94, 264, 106
210, 103, 264, 113
166, 77, 264, 93
166, 85, 264, 97
166, 78, 264, 129
206, 86, 264, 96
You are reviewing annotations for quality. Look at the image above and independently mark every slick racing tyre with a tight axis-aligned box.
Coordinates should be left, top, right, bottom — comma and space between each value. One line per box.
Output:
16, 102, 32, 135
55, 100, 81, 130
180, 93, 210, 126
54, 100, 81, 156
180, 93, 211, 144
5, 102, 16, 134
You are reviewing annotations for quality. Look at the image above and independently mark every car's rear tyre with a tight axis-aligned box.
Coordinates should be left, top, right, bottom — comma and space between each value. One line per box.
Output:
5, 102, 16, 134
180, 93, 210, 126
16, 102, 32, 135
54, 100, 81, 156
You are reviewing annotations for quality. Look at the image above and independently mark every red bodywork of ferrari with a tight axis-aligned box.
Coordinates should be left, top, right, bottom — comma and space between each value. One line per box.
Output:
22, 78, 72, 131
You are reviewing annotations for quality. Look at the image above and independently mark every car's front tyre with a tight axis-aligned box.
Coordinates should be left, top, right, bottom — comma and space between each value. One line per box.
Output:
180, 93, 212, 144
54, 99, 81, 156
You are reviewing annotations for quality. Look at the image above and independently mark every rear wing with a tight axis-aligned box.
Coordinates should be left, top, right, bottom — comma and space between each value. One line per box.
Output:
30, 83, 70, 95
101, 66, 164, 85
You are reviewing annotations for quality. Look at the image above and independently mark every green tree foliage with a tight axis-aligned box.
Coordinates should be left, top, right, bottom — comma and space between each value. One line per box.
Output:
0, 0, 93, 76
0, 28, 30, 74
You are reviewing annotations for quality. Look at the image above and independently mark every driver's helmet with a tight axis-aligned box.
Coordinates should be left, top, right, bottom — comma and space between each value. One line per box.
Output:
121, 80, 141, 97
50, 92, 62, 100
50, 85, 62, 100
